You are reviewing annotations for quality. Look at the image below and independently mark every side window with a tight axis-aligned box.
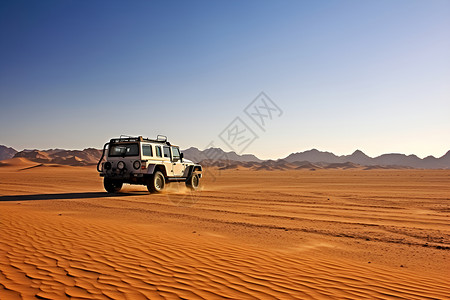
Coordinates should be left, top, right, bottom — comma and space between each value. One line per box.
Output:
155, 146, 162, 157
163, 146, 171, 158
172, 147, 180, 160
142, 144, 153, 157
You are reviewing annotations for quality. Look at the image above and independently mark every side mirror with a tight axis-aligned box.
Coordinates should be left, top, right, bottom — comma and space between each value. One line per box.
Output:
180, 153, 184, 162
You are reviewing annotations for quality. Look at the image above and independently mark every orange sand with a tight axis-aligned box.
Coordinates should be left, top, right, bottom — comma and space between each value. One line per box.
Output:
0, 159, 449, 299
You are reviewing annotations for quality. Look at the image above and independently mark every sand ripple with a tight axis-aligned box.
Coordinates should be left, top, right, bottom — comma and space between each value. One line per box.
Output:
1, 208, 448, 300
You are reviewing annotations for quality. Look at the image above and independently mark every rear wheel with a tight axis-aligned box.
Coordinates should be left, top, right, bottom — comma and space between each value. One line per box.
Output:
186, 172, 200, 190
147, 171, 165, 193
104, 178, 123, 193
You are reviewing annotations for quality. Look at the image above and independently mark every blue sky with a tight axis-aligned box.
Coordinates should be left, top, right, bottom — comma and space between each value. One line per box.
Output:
0, 0, 449, 159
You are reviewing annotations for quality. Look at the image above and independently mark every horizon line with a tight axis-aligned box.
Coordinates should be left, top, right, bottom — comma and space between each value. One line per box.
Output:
2, 144, 449, 161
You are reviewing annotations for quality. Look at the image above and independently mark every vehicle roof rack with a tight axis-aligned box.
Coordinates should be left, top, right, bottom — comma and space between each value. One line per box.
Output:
110, 135, 171, 145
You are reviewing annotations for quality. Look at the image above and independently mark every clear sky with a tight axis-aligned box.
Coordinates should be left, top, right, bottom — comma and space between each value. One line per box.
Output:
1, 0, 449, 159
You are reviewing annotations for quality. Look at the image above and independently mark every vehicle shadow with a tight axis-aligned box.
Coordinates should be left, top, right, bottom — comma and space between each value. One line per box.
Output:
0, 191, 149, 202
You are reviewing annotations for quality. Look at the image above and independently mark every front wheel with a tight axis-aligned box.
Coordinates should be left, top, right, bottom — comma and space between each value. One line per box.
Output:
104, 178, 123, 193
147, 171, 165, 193
186, 173, 200, 190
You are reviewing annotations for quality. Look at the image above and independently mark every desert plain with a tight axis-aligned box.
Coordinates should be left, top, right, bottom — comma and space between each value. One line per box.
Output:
0, 158, 449, 299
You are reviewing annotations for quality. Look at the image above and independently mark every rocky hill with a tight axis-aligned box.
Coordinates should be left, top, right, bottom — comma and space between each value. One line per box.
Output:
0, 145, 17, 160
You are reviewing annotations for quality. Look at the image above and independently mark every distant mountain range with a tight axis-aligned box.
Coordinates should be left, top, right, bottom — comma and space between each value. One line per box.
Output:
283, 149, 450, 169
182, 147, 261, 163
183, 147, 450, 169
0, 145, 449, 169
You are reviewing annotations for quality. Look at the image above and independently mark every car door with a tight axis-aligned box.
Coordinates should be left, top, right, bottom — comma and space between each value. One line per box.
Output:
171, 146, 185, 177
162, 146, 174, 177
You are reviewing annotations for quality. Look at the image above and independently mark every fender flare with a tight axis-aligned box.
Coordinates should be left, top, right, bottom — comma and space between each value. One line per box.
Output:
147, 164, 167, 177
184, 165, 203, 178
146, 164, 156, 175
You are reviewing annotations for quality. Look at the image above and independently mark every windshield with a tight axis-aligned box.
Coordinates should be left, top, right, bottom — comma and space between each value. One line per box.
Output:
172, 147, 180, 160
108, 143, 139, 157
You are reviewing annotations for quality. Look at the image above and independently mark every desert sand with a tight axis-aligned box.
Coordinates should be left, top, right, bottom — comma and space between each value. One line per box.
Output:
0, 158, 449, 299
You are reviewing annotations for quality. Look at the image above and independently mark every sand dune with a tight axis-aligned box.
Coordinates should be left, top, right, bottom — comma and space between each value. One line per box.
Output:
0, 165, 449, 299
198, 159, 415, 171
12, 148, 102, 166
0, 157, 41, 168
323, 162, 360, 169
294, 162, 322, 170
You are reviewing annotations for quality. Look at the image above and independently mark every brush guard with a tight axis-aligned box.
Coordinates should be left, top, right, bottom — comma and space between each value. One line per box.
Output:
96, 142, 109, 172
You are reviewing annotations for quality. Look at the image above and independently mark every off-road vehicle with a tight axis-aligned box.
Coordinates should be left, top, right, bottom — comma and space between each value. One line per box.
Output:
97, 135, 202, 193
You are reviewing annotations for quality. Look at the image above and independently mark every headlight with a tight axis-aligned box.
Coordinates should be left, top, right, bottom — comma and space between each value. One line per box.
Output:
117, 161, 125, 170
104, 162, 112, 170
133, 160, 141, 170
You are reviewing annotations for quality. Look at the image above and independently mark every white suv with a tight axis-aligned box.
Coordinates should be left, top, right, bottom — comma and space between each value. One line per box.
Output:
97, 135, 202, 193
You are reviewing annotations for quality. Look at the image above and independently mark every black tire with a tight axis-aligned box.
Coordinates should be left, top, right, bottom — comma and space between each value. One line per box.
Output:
186, 173, 200, 190
147, 171, 165, 193
104, 178, 123, 193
